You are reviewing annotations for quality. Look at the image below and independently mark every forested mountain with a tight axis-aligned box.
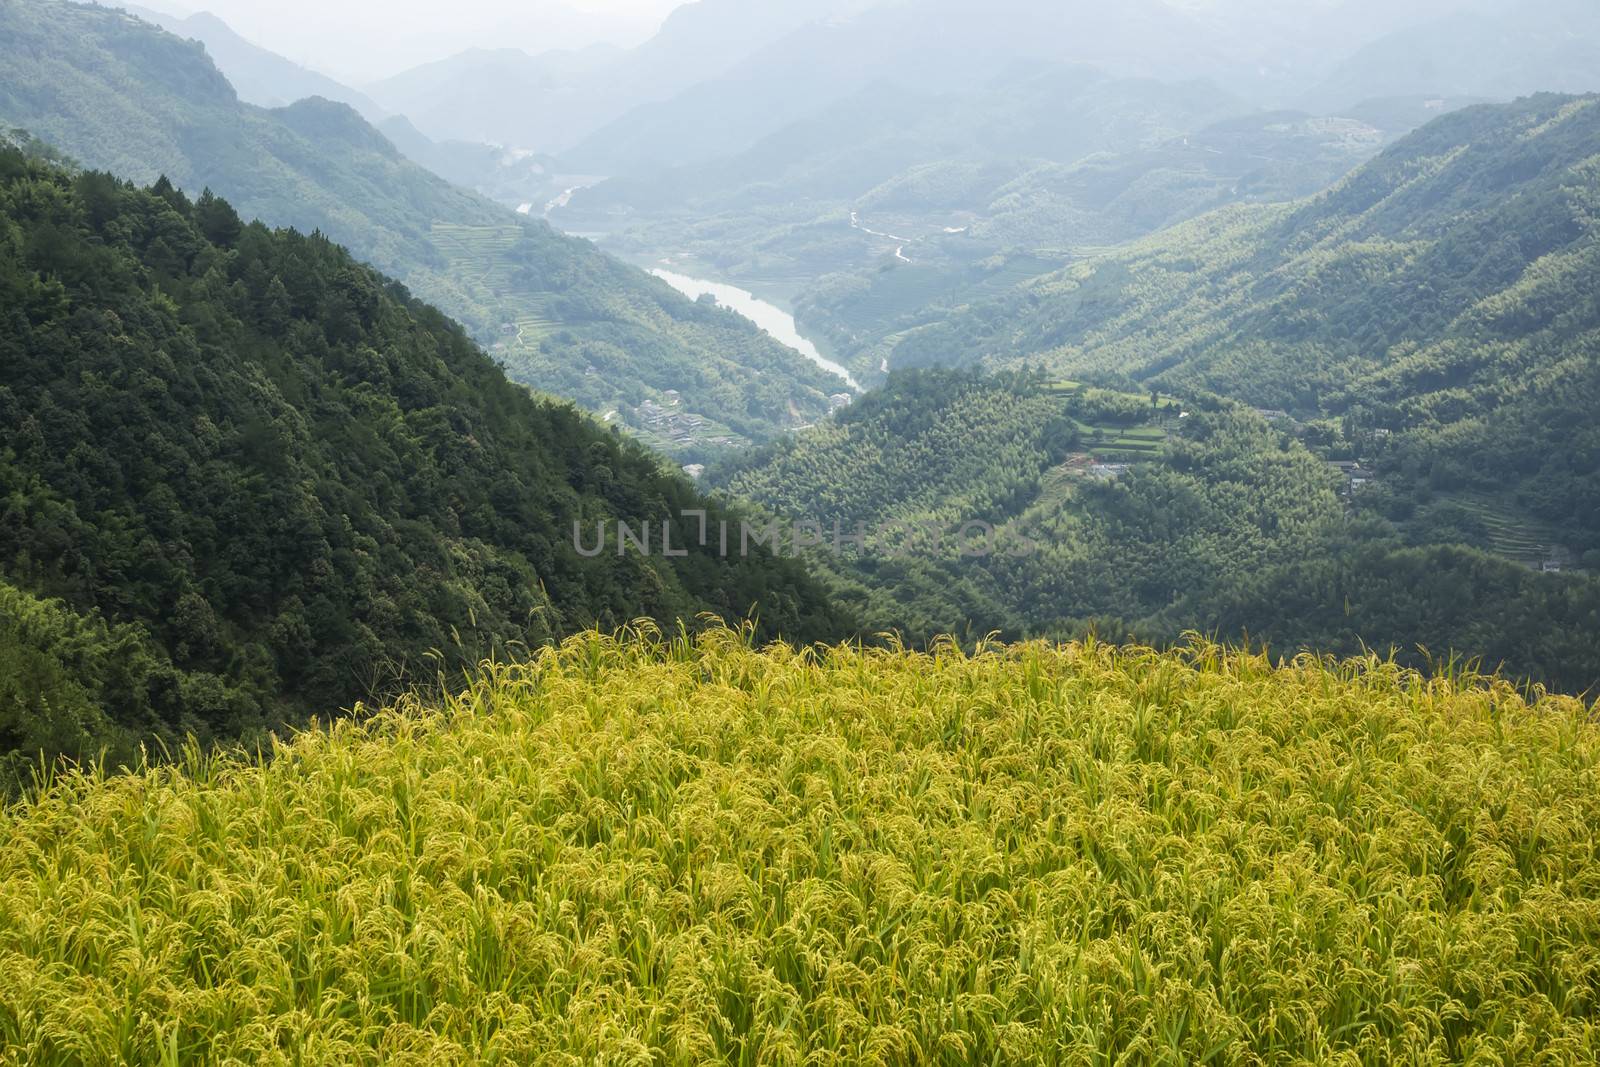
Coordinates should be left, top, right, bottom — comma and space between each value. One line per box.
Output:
0, 0, 845, 451
889, 95, 1600, 561
0, 144, 843, 780
715, 370, 1348, 642
713, 370, 1600, 694
780, 103, 1469, 376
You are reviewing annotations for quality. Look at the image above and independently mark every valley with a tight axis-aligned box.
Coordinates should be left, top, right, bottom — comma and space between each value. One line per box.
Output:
2, 2, 1600, 1060
647, 265, 861, 391
0, 0, 844, 456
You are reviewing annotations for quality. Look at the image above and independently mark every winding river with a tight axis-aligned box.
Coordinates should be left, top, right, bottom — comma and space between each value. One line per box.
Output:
650, 268, 861, 391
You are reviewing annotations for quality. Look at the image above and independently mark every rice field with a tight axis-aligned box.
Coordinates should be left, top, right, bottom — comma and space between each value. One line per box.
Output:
1, 625, 1598, 1065
1075, 422, 1167, 459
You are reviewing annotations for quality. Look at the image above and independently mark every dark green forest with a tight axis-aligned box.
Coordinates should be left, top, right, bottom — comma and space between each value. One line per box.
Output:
0, 144, 842, 780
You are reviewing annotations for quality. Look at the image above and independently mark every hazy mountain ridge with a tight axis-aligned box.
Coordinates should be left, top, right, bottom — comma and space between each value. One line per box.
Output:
1301, 1, 1600, 112
561, 0, 1227, 175
0, 0, 845, 450
364, 0, 871, 154
565, 67, 1245, 219
117, 3, 387, 120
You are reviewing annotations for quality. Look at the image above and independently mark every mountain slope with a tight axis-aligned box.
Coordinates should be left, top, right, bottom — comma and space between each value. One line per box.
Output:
0, 144, 843, 775
890, 94, 1600, 554
0, 0, 843, 450
715, 370, 1346, 642
713, 369, 1600, 694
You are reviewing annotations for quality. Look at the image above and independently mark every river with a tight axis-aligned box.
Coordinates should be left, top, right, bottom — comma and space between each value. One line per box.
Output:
650, 268, 861, 391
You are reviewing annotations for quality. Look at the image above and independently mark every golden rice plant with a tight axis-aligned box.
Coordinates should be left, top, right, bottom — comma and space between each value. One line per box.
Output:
1, 623, 1597, 1064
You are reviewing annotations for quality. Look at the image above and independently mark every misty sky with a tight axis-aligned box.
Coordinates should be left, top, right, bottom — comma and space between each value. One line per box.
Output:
143, 0, 691, 82
139, 0, 1515, 87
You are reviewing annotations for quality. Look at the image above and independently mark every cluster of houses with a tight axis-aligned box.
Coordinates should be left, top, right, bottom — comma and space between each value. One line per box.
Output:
1537, 547, 1573, 574
636, 398, 700, 435
1052, 454, 1136, 484
1326, 460, 1378, 495
635, 391, 733, 447
1088, 462, 1132, 482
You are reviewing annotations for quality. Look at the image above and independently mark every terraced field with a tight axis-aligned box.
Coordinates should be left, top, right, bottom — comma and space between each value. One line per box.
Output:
513, 299, 560, 345
1075, 422, 1167, 460
1039, 383, 1176, 461
1435, 493, 1571, 567
428, 224, 566, 357
430, 222, 529, 296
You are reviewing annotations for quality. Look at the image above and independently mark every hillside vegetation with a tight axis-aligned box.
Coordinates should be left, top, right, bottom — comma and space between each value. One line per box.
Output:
0, 0, 841, 448
1, 626, 1597, 1063
0, 145, 840, 778
714, 370, 1600, 694
891, 95, 1600, 554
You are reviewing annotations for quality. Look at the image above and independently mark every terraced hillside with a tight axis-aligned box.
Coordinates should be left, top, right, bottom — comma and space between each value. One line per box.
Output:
712, 370, 1329, 639
1414, 492, 1576, 569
